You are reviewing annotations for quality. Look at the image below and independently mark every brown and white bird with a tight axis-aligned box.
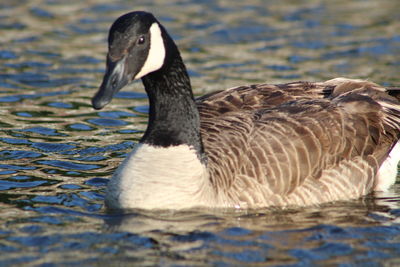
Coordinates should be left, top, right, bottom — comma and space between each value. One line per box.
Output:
92, 11, 400, 210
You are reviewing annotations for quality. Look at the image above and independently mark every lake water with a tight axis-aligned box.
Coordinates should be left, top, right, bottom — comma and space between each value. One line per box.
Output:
1, 0, 400, 266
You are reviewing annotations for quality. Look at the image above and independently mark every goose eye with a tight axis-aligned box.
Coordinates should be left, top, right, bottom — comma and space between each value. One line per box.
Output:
137, 36, 145, 45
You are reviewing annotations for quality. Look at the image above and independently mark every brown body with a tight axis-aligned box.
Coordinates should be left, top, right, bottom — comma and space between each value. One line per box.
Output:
198, 78, 400, 207
95, 12, 400, 210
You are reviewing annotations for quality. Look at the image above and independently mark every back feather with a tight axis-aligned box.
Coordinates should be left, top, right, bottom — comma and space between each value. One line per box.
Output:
197, 78, 400, 207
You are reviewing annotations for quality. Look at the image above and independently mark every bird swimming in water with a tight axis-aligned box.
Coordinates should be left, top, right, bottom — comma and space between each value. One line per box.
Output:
92, 11, 400, 210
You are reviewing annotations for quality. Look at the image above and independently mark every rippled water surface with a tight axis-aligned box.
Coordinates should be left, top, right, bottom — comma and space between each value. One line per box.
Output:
1, 0, 400, 266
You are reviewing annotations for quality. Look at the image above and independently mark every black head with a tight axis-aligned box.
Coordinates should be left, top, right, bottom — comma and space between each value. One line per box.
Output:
92, 11, 170, 109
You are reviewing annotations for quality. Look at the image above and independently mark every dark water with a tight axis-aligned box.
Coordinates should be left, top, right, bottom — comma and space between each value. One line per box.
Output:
1, 0, 400, 266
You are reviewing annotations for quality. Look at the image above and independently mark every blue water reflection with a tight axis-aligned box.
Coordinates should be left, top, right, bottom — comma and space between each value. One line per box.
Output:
0, 0, 399, 266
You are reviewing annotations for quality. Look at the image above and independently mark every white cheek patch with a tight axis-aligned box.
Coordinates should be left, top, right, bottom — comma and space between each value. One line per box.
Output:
134, 23, 166, 80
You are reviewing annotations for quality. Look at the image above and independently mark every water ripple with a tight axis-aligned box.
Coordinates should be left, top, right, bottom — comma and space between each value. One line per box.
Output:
0, 0, 399, 266
19, 127, 65, 137
31, 142, 75, 152
0, 150, 42, 160
36, 160, 102, 171
0, 179, 47, 191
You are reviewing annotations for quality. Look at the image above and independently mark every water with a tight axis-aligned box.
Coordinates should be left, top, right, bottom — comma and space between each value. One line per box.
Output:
1, 0, 400, 266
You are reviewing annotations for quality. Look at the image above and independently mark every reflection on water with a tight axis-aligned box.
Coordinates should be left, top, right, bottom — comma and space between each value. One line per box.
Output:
0, 0, 400, 266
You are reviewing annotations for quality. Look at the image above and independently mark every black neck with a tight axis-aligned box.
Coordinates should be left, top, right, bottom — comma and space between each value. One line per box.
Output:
140, 52, 205, 160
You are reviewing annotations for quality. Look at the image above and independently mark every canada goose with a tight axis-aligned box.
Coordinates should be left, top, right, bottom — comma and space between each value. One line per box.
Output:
92, 11, 400, 210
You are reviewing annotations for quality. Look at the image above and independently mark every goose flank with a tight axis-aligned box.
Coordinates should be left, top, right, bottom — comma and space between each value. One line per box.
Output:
92, 11, 400, 210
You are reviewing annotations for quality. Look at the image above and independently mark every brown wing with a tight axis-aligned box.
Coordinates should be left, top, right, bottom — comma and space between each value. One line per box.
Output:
197, 79, 400, 207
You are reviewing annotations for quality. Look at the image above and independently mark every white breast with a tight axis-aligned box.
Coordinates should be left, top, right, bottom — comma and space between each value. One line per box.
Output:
105, 143, 216, 210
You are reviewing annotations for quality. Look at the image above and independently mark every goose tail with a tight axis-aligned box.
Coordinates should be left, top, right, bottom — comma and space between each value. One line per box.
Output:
375, 87, 400, 191
387, 87, 400, 102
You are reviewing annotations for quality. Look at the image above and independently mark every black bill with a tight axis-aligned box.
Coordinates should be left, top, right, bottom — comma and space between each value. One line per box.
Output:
92, 56, 129, 110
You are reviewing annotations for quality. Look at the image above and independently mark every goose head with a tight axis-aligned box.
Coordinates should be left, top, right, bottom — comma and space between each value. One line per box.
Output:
92, 11, 202, 158
92, 11, 175, 110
